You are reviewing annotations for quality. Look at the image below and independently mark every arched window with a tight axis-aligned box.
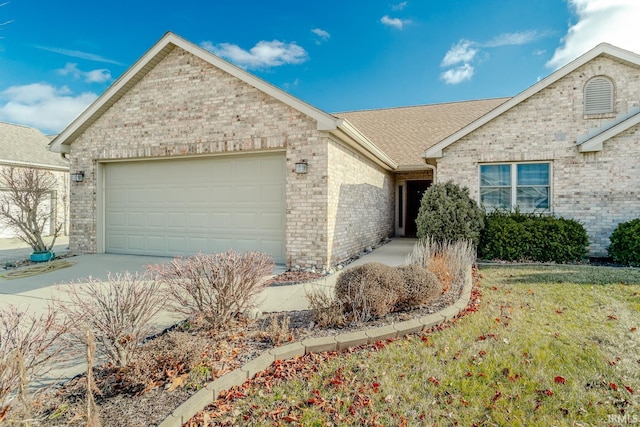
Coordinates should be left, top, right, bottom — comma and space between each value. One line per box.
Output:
584, 76, 614, 114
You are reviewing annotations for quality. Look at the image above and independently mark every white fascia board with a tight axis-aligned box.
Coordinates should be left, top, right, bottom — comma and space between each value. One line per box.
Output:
0, 159, 69, 171
395, 164, 432, 172
578, 112, 640, 152
423, 43, 640, 160
49, 32, 339, 153
333, 119, 397, 170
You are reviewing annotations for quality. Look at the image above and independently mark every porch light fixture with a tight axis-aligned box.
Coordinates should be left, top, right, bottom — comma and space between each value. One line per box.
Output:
70, 171, 85, 182
295, 160, 308, 174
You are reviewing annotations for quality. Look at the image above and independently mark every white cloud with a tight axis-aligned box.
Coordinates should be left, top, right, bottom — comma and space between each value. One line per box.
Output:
547, 0, 640, 69
56, 62, 112, 83
380, 15, 410, 30
200, 40, 308, 69
441, 40, 478, 67
311, 28, 330, 42
0, 83, 97, 133
440, 64, 475, 84
481, 30, 544, 48
33, 45, 124, 66
392, 1, 408, 11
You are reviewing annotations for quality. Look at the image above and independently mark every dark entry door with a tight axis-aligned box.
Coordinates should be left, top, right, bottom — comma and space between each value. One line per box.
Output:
405, 180, 431, 237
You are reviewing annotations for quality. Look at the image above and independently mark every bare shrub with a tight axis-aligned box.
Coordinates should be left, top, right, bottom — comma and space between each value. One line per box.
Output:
148, 251, 274, 329
407, 238, 476, 293
0, 305, 66, 422
306, 289, 345, 328
0, 166, 62, 252
56, 272, 166, 368
396, 264, 441, 307
334, 263, 401, 321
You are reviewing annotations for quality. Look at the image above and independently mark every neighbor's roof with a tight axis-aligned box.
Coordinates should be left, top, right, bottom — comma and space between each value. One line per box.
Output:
336, 98, 509, 167
0, 122, 68, 170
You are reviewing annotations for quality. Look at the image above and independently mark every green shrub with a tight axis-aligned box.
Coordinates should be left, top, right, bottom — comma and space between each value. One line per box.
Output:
416, 181, 484, 247
608, 218, 640, 266
479, 210, 589, 263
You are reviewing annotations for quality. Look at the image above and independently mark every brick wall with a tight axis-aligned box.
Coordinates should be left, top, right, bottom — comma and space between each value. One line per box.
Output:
437, 56, 640, 256
68, 46, 392, 268
327, 137, 395, 266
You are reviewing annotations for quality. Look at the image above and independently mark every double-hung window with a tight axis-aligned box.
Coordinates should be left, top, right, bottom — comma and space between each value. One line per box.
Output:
479, 162, 551, 212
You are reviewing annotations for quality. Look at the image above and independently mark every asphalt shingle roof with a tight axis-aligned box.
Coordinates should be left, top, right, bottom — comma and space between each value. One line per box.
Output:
0, 122, 68, 169
335, 97, 510, 166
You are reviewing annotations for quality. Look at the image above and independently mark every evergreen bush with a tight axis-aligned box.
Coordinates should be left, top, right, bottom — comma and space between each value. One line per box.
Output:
479, 210, 589, 263
415, 181, 484, 247
608, 218, 640, 266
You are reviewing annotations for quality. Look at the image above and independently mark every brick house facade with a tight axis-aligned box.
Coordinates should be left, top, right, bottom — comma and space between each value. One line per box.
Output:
50, 34, 638, 266
425, 44, 640, 256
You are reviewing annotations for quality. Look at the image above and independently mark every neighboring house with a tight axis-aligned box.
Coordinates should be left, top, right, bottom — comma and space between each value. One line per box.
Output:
0, 122, 69, 239
48, 33, 639, 266
424, 43, 640, 257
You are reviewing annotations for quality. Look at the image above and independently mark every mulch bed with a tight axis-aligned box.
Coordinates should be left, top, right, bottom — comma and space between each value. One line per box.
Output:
31, 267, 473, 427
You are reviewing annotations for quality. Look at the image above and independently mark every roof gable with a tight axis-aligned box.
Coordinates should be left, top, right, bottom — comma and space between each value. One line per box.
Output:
49, 32, 340, 154
424, 43, 640, 160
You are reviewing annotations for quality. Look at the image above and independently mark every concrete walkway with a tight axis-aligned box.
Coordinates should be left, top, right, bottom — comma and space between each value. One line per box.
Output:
257, 238, 417, 312
0, 237, 417, 386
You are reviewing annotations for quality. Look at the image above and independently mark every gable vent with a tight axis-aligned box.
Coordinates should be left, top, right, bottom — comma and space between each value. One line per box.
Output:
584, 76, 613, 114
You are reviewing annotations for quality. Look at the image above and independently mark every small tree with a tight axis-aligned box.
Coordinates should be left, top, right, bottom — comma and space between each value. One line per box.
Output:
415, 181, 485, 247
0, 166, 61, 252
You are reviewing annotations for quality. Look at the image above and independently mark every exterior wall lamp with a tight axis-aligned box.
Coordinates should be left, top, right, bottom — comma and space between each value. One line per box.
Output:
295, 160, 308, 174
70, 171, 85, 182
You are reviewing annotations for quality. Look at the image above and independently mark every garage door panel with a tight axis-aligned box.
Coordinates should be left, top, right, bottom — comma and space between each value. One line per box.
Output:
105, 153, 285, 263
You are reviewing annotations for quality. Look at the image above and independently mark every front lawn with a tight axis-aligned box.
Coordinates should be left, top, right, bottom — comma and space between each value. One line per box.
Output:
192, 265, 640, 426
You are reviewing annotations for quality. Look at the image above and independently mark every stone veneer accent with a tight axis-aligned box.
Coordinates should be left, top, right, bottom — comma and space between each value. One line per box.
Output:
67, 46, 395, 268
436, 56, 640, 256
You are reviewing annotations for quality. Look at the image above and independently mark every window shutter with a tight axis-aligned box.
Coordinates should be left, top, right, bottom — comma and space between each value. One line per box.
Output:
584, 76, 613, 114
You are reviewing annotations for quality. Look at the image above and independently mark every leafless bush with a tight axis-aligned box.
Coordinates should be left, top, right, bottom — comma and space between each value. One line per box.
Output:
306, 289, 345, 328
334, 263, 401, 321
407, 238, 476, 292
0, 305, 67, 422
396, 264, 441, 307
0, 166, 62, 252
148, 251, 274, 329
56, 272, 166, 368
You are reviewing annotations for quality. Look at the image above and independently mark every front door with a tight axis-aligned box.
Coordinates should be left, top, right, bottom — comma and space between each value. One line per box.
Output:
405, 180, 431, 237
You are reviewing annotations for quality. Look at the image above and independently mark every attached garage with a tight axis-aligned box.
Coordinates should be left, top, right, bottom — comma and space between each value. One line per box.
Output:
102, 152, 286, 263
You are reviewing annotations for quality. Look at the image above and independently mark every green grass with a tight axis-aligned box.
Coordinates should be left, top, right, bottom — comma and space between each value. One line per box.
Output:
205, 265, 640, 426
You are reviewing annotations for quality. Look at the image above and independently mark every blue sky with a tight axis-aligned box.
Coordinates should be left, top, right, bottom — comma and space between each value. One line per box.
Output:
0, 0, 638, 134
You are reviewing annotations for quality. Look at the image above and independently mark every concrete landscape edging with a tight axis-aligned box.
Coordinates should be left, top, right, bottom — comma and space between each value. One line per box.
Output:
157, 268, 474, 427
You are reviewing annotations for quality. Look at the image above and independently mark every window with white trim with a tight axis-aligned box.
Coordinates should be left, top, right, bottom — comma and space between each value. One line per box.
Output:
479, 163, 551, 212
584, 76, 614, 115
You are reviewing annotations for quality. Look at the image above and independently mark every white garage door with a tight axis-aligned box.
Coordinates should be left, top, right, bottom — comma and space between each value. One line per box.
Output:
104, 153, 286, 263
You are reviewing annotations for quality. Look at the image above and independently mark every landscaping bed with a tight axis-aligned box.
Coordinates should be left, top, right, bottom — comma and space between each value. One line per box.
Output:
29, 263, 469, 426
187, 264, 640, 426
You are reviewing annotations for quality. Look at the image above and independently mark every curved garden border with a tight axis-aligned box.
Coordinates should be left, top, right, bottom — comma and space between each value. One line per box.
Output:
158, 268, 474, 427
